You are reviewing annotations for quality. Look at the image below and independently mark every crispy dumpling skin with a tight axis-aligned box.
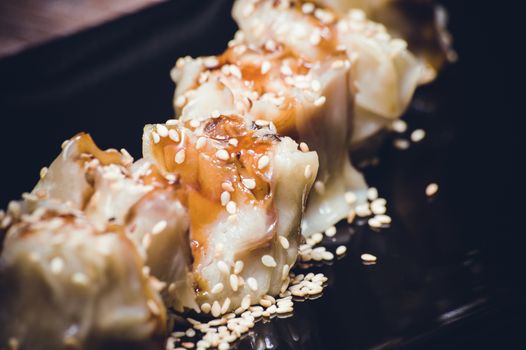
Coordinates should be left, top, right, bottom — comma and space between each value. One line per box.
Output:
171, 42, 367, 236
232, 0, 423, 144
143, 116, 318, 312
0, 203, 166, 350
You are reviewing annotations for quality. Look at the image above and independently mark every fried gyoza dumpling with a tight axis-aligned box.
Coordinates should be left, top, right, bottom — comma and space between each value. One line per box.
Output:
232, 0, 423, 144
171, 43, 367, 236
310, 0, 456, 76
0, 202, 166, 350
142, 115, 318, 313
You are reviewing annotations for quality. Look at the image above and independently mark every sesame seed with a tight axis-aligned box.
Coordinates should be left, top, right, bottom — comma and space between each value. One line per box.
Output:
391, 120, 407, 133
304, 165, 312, 178
204, 57, 219, 68
324, 226, 336, 237
344, 191, 357, 204
411, 129, 426, 142
50, 257, 64, 274
314, 96, 326, 106
147, 299, 161, 316
314, 181, 325, 194
234, 260, 244, 274
361, 253, 377, 263
322, 251, 334, 260
356, 203, 372, 217
311, 80, 321, 92
230, 65, 242, 79
375, 214, 392, 224
218, 342, 229, 350
211, 301, 221, 317
222, 182, 234, 192
241, 295, 251, 310
242, 178, 256, 190
190, 120, 200, 128
175, 149, 186, 164
196, 137, 206, 149
168, 129, 180, 143
228, 138, 239, 146
255, 119, 270, 127
217, 261, 230, 275
221, 298, 231, 314
393, 138, 410, 149
280, 64, 293, 76
72, 272, 89, 286
211, 283, 224, 294
216, 149, 229, 160
40, 167, 48, 179
156, 124, 169, 137
368, 217, 382, 228
211, 110, 221, 118
201, 303, 211, 314
186, 328, 196, 337
278, 236, 290, 249
261, 61, 271, 74
299, 142, 309, 152
152, 131, 160, 144
367, 187, 378, 200
220, 191, 230, 206
258, 155, 270, 170
302, 2, 315, 13
226, 201, 237, 214
247, 277, 258, 291
309, 30, 321, 45
336, 245, 347, 256
282, 264, 290, 280
230, 274, 239, 291
152, 220, 167, 235
261, 255, 277, 267
426, 183, 439, 197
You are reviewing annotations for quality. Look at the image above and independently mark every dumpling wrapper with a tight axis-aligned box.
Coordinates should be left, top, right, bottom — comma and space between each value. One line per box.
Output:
143, 115, 318, 311
232, 0, 423, 144
0, 202, 166, 350
171, 43, 367, 236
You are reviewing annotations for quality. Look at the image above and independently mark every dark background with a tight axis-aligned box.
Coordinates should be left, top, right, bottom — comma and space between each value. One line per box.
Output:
0, 0, 520, 349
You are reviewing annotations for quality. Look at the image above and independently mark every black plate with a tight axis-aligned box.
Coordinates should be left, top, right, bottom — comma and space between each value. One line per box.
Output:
0, 1, 520, 349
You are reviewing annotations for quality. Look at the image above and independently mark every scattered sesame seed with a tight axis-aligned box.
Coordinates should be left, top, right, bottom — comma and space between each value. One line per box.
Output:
261, 61, 271, 74
282, 264, 290, 280
314, 181, 325, 194
299, 142, 309, 152
241, 295, 251, 310
220, 191, 231, 206
368, 217, 382, 228
324, 226, 336, 237
226, 201, 237, 214
242, 178, 256, 190
247, 277, 258, 291
152, 220, 167, 234
211, 283, 224, 294
217, 261, 230, 275
255, 119, 270, 127
152, 131, 160, 144
196, 136, 206, 149
230, 274, 239, 292
261, 255, 277, 267
356, 203, 372, 217
175, 149, 186, 164
304, 165, 312, 178
221, 298, 231, 314
314, 96, 326, 106
367, 187, 378, 201
40, 167, 48, 179
228, 138, 239, 146
201, 303, 211, 314
375, 214, 392, 224
391, 120, 407, 133
280, 64, 293, 76
361, 253, 377, 262
411, 129, 426, 142
234, 260, 244, 274
426, 182, 439, 197
278, 236, 290, 249
50, 257, 64, 274
186, 328, 196, 337
258, 155, 270, 170
211, 110, 221, 118
168, 129, 180, 143
190, 120, 200, 128
302, 2, 315, 13
344, 191, 357, 204
216, 149, 230, 161
393, 138, 410, 150
156, 124, 169, 137
222, 182, 235, 192
72, 272, 89, 286
336, 246, 347, 256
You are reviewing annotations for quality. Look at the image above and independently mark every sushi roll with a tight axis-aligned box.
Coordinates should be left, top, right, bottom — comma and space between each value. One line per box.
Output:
0, 202, 166, 350
142, 115, 318, 313
232, 0, 423, 144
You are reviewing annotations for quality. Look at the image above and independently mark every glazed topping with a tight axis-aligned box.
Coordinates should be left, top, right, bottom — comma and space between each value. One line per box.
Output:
146, 115, 280, 263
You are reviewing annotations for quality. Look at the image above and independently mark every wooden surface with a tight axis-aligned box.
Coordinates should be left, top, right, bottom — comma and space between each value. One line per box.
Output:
0, 0, 165, 58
